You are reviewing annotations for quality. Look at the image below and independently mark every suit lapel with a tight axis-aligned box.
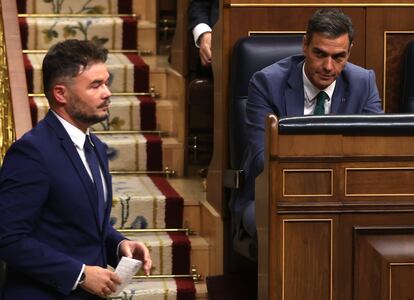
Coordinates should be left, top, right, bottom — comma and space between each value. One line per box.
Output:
45, 112, 102, 232
91, 134, 112, 225
331, 75, 347, 114
285, 60, 306, 116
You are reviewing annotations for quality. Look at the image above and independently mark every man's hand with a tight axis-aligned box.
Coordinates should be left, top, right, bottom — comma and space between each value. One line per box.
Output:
198, 32, 212, 67
80, 265, 122, 299
119, 240, 152, 275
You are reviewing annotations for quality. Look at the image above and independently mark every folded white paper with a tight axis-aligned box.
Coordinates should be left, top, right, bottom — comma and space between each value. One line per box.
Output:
110, 256, 142, 297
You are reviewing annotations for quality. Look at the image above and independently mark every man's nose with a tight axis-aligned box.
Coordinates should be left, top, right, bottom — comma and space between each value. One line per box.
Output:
102, 84, 112, 97
323, 57, 334, 72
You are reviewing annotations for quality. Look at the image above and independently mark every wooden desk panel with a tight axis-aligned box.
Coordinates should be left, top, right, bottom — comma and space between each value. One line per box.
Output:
258, 116, 414, 300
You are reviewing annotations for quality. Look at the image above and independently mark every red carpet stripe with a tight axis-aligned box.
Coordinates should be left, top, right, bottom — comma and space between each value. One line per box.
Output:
17, 0, 26, 13
122, 16, 138, 50
125, 53, 150, 92
144, 134, 162, 171
19, 17, 28, 50
169, 232, 191, 275
176, 278, 196, 300
118, 0, 133, 14
28, 97, 37, 127
138, 96, 156, 130
149, 175, 184, 228
23, 54, 33, 93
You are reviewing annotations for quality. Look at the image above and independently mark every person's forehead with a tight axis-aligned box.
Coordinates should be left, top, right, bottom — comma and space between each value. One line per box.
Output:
310, 32, 350, 44
309, 33, 350, 51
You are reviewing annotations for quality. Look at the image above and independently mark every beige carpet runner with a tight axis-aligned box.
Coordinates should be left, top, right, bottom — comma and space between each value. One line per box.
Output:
17, 0, 195, 298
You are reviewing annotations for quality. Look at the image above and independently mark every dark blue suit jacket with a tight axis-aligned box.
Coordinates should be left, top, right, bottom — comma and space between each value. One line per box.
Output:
0, 111, 125, 299
231, 55, 383, 236
188, 0, 219, 30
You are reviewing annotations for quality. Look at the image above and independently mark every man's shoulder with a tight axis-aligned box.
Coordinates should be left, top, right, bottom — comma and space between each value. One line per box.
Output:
252, 55, 305, 87
255, 54, 304, 80
342, 62, 373, 80
16, 113, 63, 150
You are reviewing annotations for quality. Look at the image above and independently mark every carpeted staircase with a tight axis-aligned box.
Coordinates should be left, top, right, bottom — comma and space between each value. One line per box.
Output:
16, 0, 207, 298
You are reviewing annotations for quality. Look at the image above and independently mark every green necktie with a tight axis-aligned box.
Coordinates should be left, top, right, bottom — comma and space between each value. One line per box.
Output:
313, 91, 328, 115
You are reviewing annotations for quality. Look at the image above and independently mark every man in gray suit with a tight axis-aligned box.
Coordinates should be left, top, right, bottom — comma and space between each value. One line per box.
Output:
231, 8, 383, 249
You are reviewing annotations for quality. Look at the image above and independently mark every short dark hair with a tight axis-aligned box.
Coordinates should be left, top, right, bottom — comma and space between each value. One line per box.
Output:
42, 39, 108, 102
305, 8, 354, 46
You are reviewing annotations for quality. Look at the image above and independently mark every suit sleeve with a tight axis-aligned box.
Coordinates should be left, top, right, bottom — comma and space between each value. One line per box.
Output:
105, 223, 126, 267
94, 137, 126, 268
362, 70, 383, 113
188, 0, 213, 30
0, 139, 82, 296
233, 71, 276, 220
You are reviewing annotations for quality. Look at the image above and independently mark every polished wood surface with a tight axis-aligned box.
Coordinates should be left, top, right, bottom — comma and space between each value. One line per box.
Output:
227, 0, 414, 5
257, 115, 414, 300
170, 0, 189, 76
1, 0, 31, 138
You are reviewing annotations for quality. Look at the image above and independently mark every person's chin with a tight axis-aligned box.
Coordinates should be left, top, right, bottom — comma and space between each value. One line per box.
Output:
315, 77, 334, 89
94, 112, 109, 122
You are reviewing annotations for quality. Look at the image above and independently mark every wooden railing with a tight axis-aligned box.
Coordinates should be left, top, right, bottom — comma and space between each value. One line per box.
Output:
0, 0, 31, 163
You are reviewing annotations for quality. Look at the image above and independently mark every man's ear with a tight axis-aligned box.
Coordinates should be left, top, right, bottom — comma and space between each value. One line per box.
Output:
302, 35, 308, 53
52, 84, 68, 105
348, 42, 353, 56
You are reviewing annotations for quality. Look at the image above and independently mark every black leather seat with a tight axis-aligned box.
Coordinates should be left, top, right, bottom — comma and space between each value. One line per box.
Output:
278, 114, 414, 134
401, 41, 414, 112
227, 35, 303, 260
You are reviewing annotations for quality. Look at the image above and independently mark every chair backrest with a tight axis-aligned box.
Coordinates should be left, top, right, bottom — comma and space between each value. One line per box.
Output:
401, 41, 414, 112
227, 35, 303, 260
229, 35, 303, 170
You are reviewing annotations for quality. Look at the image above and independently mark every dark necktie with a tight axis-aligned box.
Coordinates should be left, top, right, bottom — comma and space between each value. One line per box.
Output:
313, 91, 328, 115
84, 135, 106, 226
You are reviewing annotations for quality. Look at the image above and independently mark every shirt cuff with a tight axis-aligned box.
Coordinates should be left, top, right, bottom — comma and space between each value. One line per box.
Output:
72, 264, 85, 290
192, 23, 212, 48
117, 238, 130, 258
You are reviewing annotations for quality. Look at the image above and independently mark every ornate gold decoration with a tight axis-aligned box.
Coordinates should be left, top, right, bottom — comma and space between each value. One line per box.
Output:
0, 2, 15, 165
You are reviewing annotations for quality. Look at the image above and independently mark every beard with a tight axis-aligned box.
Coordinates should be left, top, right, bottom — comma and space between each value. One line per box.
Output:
66, 93, 109, 126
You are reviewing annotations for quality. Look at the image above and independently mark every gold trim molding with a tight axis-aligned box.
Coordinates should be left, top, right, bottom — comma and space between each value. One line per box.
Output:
345, 167, 414, 197
230, 3, 414, 8
282, 219, 333, 300
389, 262, 414, 299
383, 31, 414, 111
248, 30, 305, 36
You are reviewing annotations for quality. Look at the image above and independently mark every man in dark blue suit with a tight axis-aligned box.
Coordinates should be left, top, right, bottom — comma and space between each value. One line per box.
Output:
231, 8, 383, 248
188, 0, 219, 67
0, 40, 152, 299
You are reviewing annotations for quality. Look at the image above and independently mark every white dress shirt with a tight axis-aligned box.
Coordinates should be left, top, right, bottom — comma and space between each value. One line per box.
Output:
192, 23, 212, 47
302, 63, 336, 115
51, 110, 109, 289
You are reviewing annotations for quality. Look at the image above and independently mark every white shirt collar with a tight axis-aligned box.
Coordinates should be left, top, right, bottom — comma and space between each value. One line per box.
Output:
51, 110, 90, 150
302, 63, 336, 102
